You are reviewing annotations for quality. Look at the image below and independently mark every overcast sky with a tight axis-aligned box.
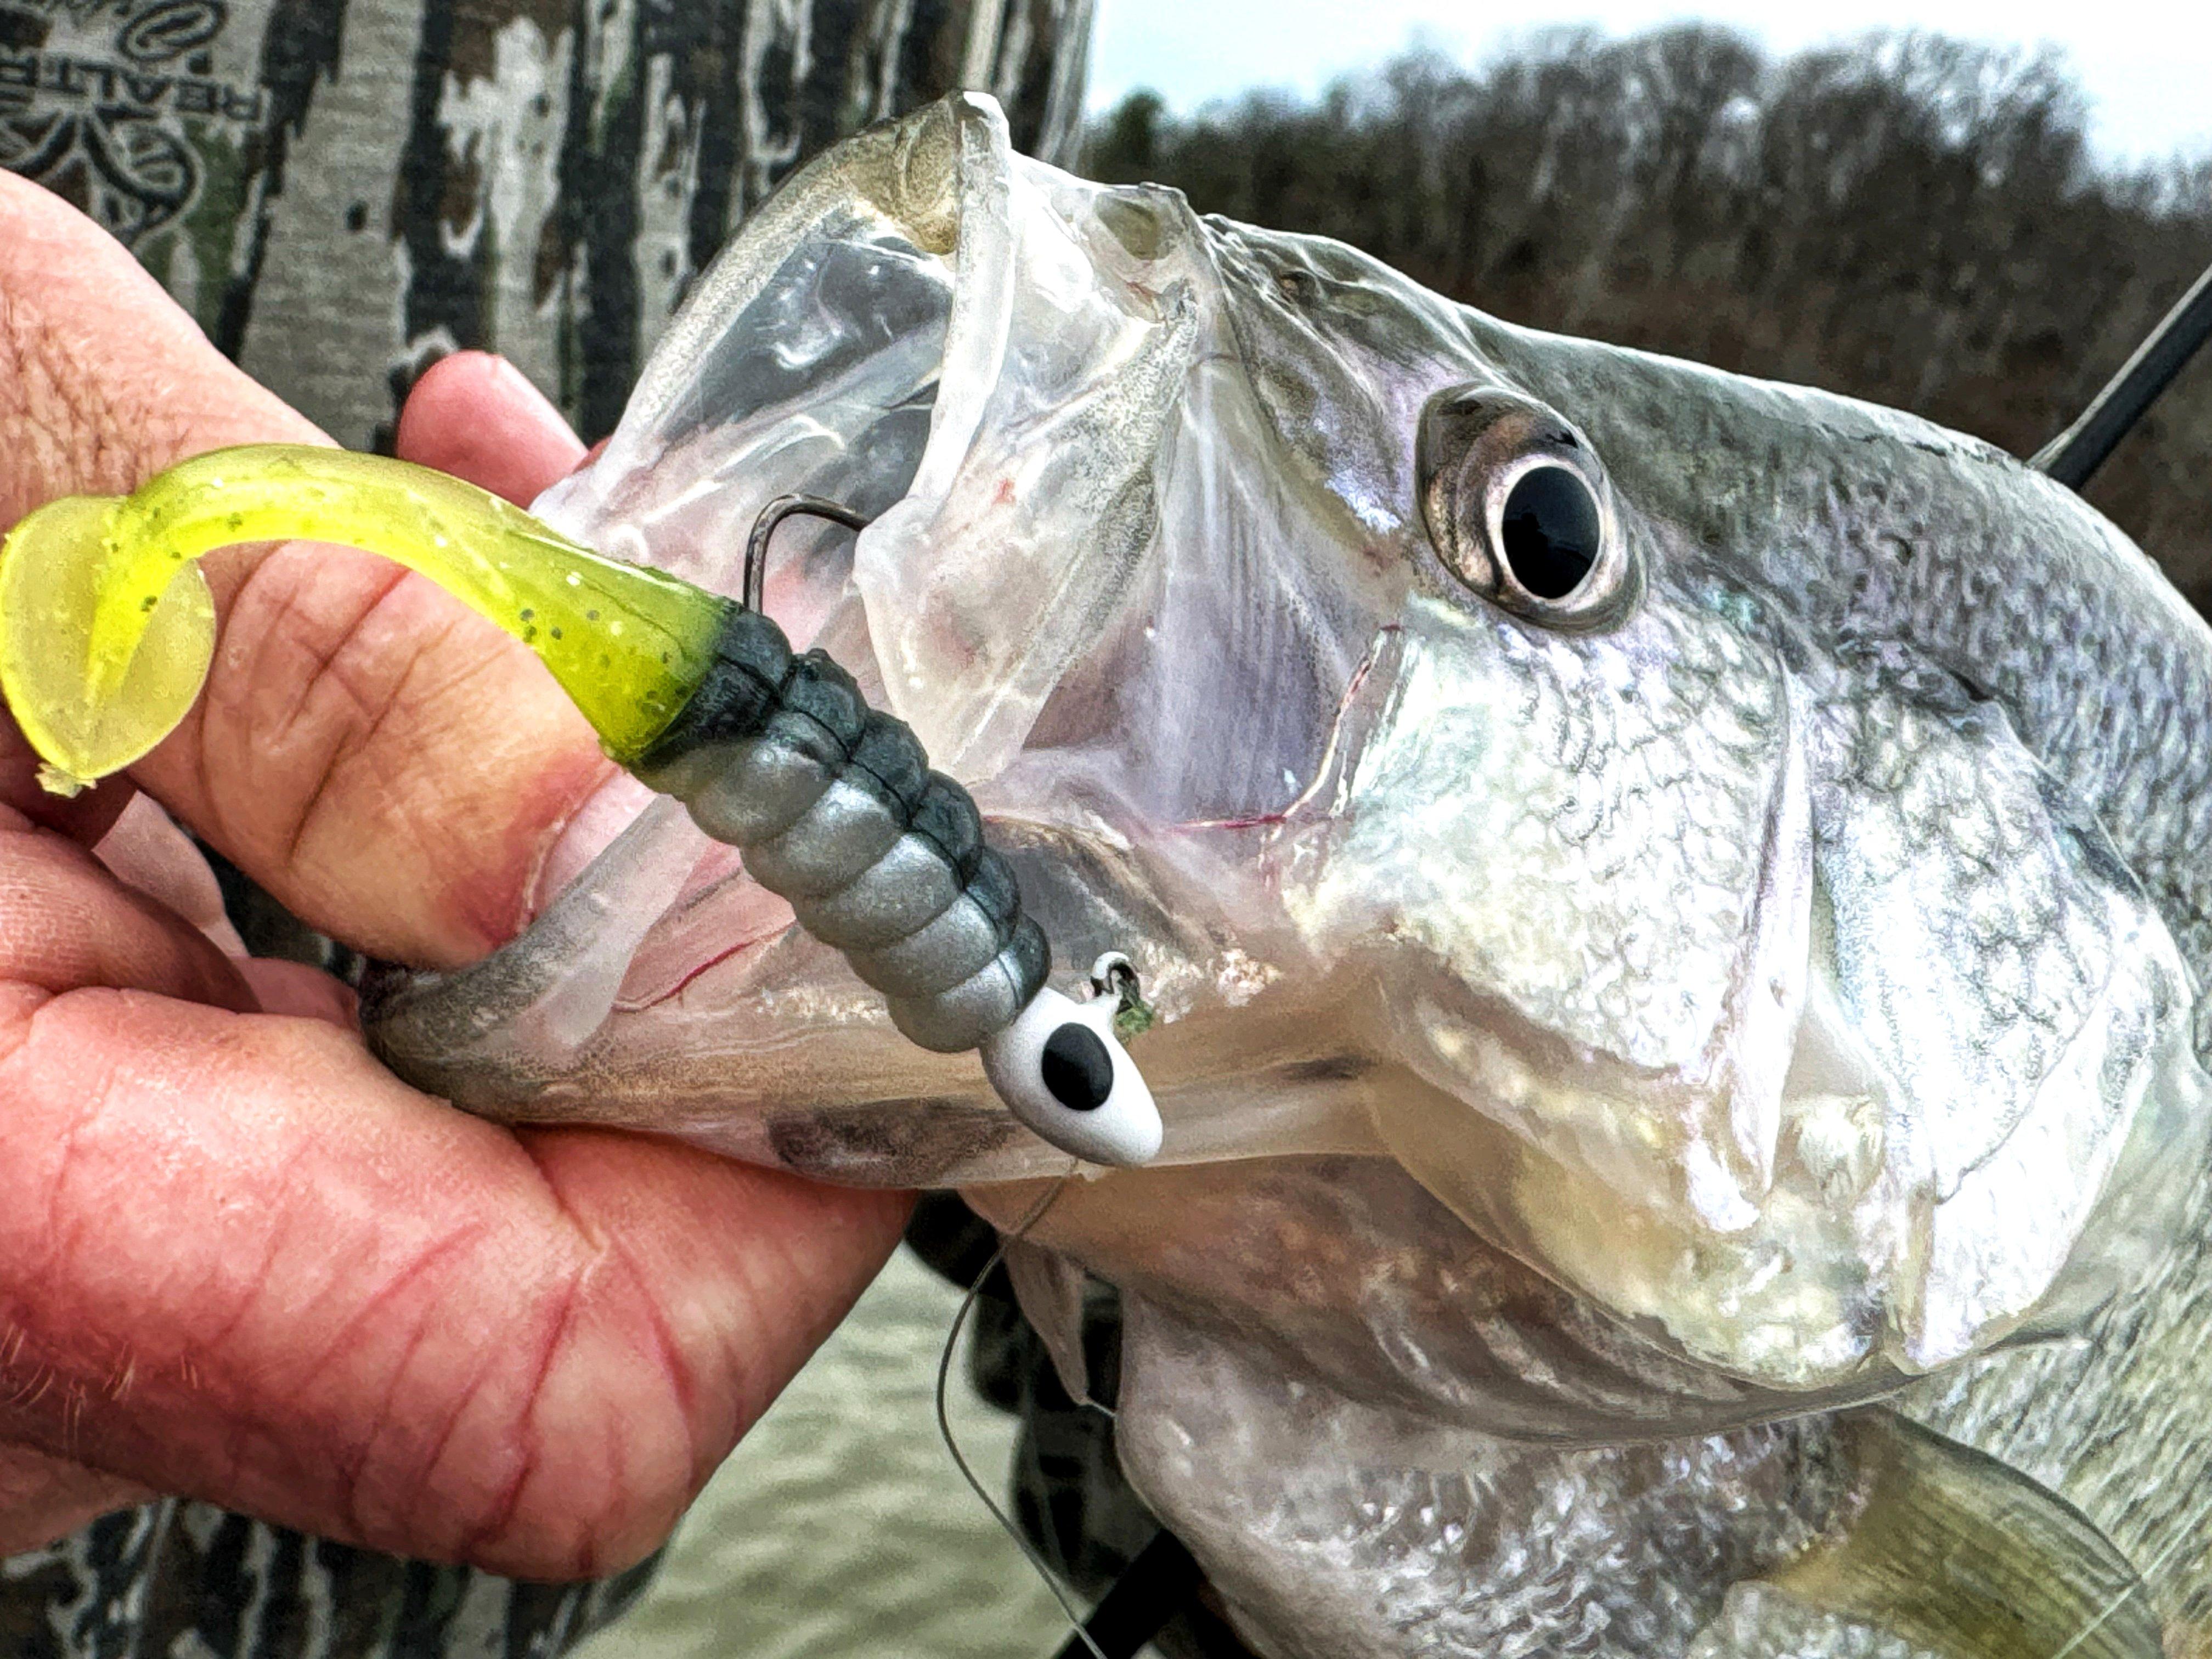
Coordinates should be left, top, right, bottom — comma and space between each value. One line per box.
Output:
1087, 2, 2212, 168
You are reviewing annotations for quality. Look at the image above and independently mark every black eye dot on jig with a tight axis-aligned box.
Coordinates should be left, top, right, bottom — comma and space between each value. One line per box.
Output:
1042, 1025, 1115, 1111
637, 494, 1165, 1169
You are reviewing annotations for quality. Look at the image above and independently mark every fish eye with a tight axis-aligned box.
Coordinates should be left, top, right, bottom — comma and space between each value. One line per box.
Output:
981, 987, 1163, 1167
1417, 384, 1635, 628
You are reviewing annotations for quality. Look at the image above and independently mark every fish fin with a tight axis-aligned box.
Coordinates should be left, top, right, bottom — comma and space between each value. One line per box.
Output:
1705, 1408, 2159, 1659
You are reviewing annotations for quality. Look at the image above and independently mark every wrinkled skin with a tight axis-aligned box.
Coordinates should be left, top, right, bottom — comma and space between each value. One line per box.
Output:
0, 180, 909, 1578
370, 97, 2212, 1653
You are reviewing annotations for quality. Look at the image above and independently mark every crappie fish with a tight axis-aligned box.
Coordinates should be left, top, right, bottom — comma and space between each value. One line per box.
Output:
352, 94, 2212, 1657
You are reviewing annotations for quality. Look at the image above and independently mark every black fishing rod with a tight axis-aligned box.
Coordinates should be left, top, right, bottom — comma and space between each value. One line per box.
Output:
2035, 258, 2212, 489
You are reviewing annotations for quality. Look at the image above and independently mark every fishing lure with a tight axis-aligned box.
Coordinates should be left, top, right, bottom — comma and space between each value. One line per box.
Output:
0, 444, 1162, 1168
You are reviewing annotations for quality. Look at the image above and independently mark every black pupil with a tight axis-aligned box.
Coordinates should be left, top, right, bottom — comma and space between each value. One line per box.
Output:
1499, 466, 1601, 599
1041, 1025, 1114, 1113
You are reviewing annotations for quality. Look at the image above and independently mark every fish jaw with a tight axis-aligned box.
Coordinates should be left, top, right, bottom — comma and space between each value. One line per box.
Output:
363, 810, 1392, 1186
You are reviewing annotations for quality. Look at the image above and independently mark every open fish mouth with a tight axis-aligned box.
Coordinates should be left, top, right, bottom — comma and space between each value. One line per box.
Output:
364, 94, 1396, 1187
368, 91, 2211, 1422
337, 88, 2212, 1655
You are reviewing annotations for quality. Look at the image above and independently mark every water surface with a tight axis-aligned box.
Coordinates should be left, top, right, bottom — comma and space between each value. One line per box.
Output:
575, 1248, 1073, 1659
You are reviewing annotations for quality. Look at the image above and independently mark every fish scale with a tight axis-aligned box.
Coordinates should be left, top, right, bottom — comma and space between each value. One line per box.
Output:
1492, 324, 2212, 1646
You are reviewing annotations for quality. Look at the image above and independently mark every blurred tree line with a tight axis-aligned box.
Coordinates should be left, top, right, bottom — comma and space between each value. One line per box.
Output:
1084, 29, 2212, 602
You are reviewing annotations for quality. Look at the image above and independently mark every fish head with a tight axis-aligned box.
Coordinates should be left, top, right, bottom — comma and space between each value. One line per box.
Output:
367, 92, 2212, 1401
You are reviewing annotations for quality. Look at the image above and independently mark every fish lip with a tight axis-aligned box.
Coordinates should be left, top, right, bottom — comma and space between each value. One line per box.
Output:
520, 86, 1209, 956
516, 94, 1025, 912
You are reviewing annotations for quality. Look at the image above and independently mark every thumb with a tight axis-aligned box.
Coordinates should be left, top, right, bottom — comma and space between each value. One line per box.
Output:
0, 174, 613, 968
0, 174, 311, 525
395, 350, 589, 510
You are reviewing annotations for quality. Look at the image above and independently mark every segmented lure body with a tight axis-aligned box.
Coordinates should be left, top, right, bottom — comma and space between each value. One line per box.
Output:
631, 603, 1048, 1053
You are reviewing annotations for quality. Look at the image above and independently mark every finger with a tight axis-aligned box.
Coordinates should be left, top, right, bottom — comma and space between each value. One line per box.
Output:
396, 352, 586, 508
0, 793, 353, 1026
0, 985, 909, 1576
236, 958, 359, 1028
0, 810, 255, 1012
76, 788, 358, 1026
0, 174, 610, 970
0, 1443, 153, 1556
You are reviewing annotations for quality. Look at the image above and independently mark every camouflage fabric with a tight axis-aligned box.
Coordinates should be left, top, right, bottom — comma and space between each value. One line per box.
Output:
0, 0, 1093, 448
0, 1505, 663, 1659
0, 2, 1091, 1654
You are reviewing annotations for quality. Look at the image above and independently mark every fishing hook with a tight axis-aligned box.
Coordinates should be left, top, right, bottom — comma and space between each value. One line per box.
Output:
743, 494, 873, 613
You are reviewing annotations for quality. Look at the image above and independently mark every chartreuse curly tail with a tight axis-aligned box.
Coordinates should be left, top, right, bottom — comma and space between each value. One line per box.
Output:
0, 445, 731, 793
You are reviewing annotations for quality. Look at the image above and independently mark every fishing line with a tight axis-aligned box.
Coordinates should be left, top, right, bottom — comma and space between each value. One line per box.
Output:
934, 1170, 1109, 1659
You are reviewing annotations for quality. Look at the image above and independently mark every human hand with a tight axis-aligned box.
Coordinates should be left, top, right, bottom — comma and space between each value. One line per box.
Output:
0, 174, 911, 1576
